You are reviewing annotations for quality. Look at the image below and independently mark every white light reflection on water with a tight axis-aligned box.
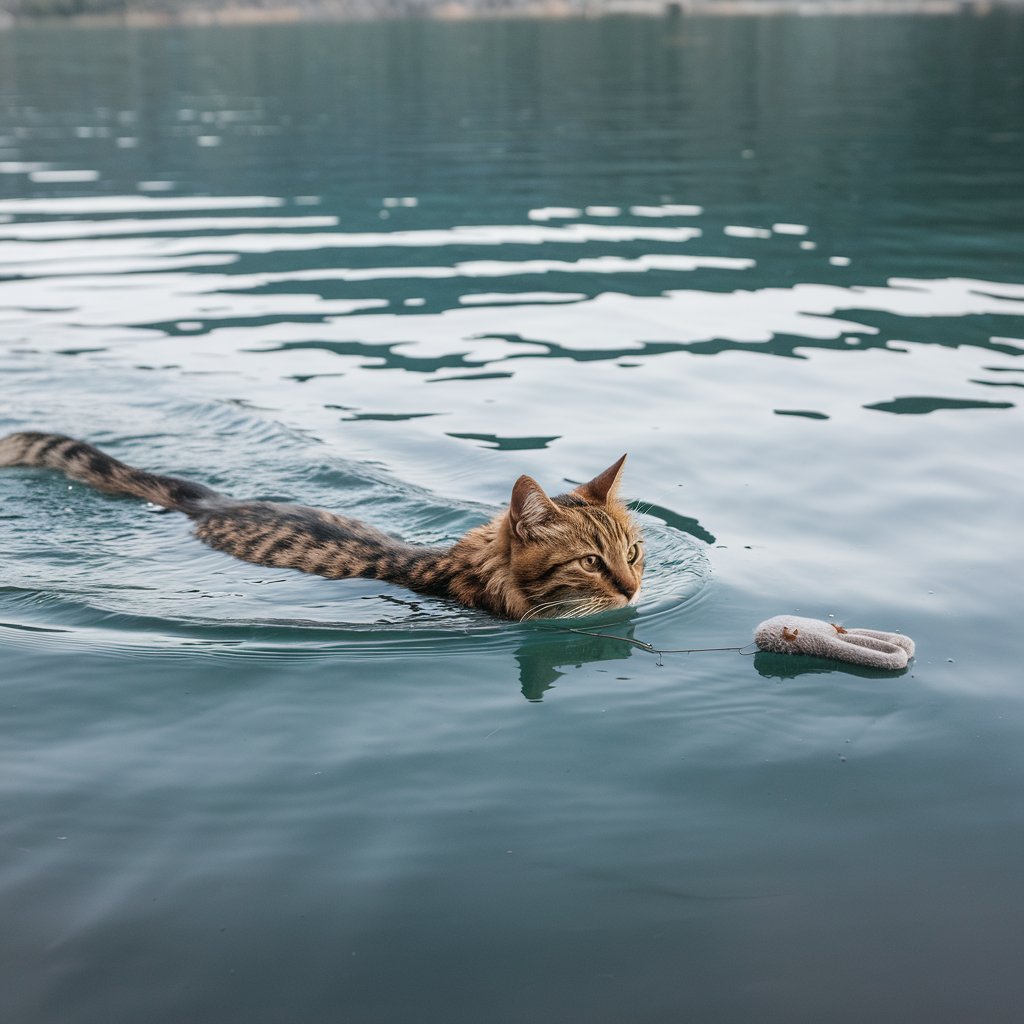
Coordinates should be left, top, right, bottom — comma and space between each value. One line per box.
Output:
1, 192, 1021, 662
0, 194, 286, 214
0, 215, 340, 240
0, 220, 705, 264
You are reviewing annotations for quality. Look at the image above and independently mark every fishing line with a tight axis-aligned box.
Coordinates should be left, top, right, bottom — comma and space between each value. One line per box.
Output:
544, 624, 759, 666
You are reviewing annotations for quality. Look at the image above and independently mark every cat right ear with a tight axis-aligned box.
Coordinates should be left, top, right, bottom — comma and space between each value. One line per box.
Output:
509, 475, 559, 541
573, 453, 627, 505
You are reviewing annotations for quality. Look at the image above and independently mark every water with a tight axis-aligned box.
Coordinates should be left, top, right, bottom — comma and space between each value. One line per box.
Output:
2, 14, 1023, 1022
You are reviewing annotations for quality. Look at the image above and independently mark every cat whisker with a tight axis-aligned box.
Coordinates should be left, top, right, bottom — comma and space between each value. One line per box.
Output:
547, 604, 588, 621
521, 599, 579, 622
520, 602, 558, 622
521, 596, 598, 622
549, 596, 616, 620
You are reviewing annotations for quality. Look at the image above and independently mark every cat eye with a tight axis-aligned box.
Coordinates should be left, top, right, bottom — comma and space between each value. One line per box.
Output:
626, 543, 641, 564
580, 554, 601, 571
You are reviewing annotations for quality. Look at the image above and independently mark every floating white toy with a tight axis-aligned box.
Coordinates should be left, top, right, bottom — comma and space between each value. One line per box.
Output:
754, 615, 915, 670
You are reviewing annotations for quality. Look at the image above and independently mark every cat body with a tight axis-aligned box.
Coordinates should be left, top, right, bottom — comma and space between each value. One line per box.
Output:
0, 432, 643, 620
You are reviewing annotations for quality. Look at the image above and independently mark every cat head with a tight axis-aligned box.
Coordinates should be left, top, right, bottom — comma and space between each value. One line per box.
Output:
508, 455, 644, 620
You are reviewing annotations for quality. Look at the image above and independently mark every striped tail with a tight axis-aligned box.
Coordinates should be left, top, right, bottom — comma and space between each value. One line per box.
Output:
0, 431, 220, 514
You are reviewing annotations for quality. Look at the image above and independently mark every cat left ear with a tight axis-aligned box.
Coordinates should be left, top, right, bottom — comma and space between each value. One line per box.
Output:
573, 454, 627, 505
509, 474, 559, 541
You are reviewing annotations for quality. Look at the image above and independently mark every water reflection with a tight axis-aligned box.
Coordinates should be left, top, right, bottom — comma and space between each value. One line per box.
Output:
5, 223, 1021, 403
517, 622, 916, 697
446, 432, 560, 451
516, 623, 639, 702
864, 396, 1015, 414
753, 650, 911, 681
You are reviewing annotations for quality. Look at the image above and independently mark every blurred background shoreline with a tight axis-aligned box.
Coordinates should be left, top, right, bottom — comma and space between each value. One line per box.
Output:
3, 0, 1023, 32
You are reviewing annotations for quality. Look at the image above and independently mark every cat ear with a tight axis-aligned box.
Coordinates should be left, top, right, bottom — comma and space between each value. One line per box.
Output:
574, 454, 627, 505
509, 475, 559, 541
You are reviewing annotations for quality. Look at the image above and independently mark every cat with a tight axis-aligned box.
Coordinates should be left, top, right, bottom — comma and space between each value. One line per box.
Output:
0, 431, 644, 620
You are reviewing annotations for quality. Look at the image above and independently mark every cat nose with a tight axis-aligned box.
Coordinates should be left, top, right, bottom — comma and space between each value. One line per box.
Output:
611, 574, 637, 601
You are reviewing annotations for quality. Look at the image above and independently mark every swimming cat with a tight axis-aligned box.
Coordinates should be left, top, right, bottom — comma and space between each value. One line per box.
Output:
0, 432, 644, 620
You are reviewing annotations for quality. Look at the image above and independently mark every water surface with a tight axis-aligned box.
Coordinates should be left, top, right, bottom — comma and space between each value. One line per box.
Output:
2, 15, 1024, 1023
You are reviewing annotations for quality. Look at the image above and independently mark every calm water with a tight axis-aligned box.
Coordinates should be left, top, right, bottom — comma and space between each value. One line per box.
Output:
2, 14, 1024, 1023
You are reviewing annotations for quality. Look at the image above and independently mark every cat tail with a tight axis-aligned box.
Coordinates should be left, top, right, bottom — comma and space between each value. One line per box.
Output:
0, 431, 220, 515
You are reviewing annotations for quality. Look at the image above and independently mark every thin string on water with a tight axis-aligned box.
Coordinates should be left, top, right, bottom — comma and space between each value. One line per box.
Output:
543, 624, 759, 666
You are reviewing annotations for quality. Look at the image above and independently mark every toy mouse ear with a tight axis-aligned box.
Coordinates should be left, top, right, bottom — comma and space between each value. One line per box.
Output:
573, 454, 627, 505
509, 475, 559, 541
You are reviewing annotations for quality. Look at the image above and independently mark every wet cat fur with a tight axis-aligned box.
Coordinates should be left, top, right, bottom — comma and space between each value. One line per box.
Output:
0, 432, 644, 620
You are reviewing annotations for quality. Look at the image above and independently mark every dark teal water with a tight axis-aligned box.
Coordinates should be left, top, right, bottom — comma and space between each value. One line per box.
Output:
2, 15, 1024, 1023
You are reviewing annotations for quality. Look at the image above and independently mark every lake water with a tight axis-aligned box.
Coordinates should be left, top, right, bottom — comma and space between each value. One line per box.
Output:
2, 13, 1024, 1023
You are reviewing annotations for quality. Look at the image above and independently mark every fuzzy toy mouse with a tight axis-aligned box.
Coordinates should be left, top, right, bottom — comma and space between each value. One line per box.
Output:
754, 615, 915, 670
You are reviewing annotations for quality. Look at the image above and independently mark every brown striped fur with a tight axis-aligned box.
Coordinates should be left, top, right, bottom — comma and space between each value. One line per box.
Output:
0, 431, 644, 620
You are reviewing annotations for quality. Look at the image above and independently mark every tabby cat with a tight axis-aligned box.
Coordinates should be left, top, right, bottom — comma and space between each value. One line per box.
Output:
0, 432, 644, 620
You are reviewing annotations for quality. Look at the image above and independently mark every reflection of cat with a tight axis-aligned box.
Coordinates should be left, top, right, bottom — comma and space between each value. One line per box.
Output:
516, 623, 638, 701
1, 432, 644, 620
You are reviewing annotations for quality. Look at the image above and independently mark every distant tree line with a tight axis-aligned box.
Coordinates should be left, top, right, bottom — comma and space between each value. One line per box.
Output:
9, 0, 124, 14
2, 0, 594, 16
5, 0, 332, 16
4, 0, 477, 17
